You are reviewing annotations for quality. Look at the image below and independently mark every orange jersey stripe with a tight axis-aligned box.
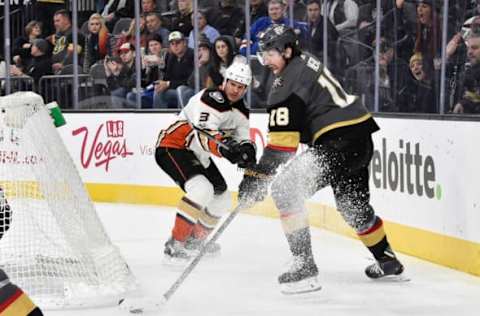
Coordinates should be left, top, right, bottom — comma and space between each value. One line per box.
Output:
157, 121, 193, 149
208, 134, 223, 157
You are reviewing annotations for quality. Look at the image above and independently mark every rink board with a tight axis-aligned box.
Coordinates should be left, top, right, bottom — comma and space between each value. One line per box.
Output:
57, 113, 480, 276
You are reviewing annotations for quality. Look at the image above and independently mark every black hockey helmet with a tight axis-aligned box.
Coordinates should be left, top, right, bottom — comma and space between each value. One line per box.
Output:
257, 24, 299, 53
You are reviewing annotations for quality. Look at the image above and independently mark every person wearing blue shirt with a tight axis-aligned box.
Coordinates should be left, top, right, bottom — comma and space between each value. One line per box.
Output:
239, 0, 308, 56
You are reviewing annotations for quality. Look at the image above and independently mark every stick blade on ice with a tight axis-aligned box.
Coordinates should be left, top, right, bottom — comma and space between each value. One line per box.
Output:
118, 296, 166, 314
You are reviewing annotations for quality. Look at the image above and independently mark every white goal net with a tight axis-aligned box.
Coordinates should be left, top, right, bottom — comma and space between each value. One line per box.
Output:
0, 92, 136, 309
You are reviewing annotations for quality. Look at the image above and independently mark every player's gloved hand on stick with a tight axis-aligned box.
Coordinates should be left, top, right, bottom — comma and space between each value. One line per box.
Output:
238, 167, 269, 207
219, 138, 240, 164
236, 140, 256, 169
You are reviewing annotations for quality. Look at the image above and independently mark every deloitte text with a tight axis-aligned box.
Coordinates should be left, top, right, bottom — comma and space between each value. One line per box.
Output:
370, 138, 440, 199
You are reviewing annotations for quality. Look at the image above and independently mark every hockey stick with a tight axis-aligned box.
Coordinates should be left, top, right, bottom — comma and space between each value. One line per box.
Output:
163, 202, 244, 301
119, 203, 246, 313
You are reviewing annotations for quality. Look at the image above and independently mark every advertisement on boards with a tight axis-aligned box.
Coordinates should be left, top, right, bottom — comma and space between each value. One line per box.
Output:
58, 113, 480, 243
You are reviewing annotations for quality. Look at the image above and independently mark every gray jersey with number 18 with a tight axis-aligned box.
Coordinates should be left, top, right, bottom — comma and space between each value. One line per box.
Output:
266, 53, 377, 149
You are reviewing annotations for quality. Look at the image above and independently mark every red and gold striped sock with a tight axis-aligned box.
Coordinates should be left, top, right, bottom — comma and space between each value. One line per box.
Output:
172, 196, 203, 242
357, 216, 391, 260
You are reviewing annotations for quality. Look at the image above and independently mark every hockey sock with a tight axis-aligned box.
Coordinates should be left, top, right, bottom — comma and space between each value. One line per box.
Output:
172, 196, 203, 242
192, 207, 220, 240
357, 216, 394, 261
280, 211, 313, 259
286, 228, 314, 259
192, 223, 212, 240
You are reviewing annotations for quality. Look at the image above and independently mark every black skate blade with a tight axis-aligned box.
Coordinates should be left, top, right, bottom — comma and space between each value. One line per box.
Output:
280, 276, 322, 295
369, 273, 411, 283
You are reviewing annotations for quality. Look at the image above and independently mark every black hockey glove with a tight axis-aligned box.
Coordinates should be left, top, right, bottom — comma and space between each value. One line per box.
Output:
236, 140, 257, 169
238, 167, 270, 207
219, 138, 240, 164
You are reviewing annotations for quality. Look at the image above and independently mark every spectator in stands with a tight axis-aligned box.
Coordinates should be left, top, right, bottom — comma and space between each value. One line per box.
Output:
145, 12, 171, 48
9, 39, 53, 85
288, 0, 307, 21
104, 42, 136, 107
153, 31, 194, 108
445, 31, 468, 107
452, 30, 480, 113
207, 0, 245, 36
233, 0, 268, 40
35, 0, 66, 37
126, 34, 167, 108
402, 52, 436, 113
323, 0, 359, 34
413, 0, 443, 78
207, 35, 237, 88
115, 16, 148, 56
357, 0, 415, 64
142, 0, 158, 14
304, 0, 343, 76
102, 0, 134, 31
170, 0, 194, 37
13, 21, 44, 69
83, 13, 113, 72
346, 37, 411, 112
49, 9, 86, 74
188, 10, 220, 48
178, 37, 213, 105
371, 38, 411, 112
239, 0, 308, 55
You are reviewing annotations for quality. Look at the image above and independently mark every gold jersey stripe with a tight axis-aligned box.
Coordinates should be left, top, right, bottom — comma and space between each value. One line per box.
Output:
313, 113, 372, 142
280, 211, 309, 234
358, 224, 386, 247
268, 131, 300, 148
177, 198, 202, 223
198, 212, 220, 229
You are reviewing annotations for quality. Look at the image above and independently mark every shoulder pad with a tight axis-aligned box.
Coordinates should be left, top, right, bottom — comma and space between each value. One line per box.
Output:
231, 99, 249, 119
200, 88, 231, 112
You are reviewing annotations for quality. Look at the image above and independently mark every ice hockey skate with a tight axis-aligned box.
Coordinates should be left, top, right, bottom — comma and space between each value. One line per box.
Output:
278, 256, 322, 294
185, 235, 221, 257
163, 237, 192, 266
365, 256, 409, 282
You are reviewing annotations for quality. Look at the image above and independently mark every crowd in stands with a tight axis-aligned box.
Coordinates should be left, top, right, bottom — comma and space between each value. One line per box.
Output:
0, 0, 479, 114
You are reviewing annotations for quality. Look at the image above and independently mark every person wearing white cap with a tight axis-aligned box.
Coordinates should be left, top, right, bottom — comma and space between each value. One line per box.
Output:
155, 61, 256, 262
153, 31, 194, 108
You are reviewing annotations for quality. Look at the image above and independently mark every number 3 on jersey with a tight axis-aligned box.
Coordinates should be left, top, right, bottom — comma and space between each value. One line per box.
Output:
270, 107, 289, 127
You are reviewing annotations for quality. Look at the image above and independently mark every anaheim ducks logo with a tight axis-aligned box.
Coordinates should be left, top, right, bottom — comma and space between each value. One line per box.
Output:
209, 91, 225, 103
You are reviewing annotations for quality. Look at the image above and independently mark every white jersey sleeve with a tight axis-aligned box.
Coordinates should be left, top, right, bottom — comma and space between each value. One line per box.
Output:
179, 88, 250, 166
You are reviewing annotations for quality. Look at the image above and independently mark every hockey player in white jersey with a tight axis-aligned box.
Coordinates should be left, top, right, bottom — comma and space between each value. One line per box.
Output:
155, 62, 256, 261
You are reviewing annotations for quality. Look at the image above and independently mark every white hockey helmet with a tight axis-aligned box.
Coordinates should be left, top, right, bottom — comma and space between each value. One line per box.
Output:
224, 62, 252, 86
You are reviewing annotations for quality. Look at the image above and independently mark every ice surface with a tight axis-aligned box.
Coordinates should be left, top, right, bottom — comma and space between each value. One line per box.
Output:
46, 203, 480, 316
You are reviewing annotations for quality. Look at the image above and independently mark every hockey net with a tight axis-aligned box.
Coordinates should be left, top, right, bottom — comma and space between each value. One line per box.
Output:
0, 92, 136, 309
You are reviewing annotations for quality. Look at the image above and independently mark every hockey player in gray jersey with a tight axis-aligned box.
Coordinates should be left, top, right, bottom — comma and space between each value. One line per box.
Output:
238, 24, 405, 294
